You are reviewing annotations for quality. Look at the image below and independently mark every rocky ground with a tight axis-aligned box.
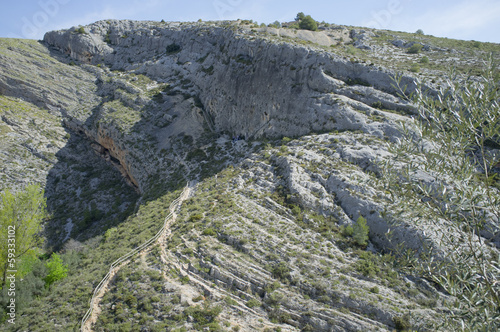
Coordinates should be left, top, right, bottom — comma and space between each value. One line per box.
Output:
0, 19, 498, 331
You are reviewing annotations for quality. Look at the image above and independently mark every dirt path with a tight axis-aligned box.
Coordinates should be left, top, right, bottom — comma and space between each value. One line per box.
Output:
80, 184, 191, 332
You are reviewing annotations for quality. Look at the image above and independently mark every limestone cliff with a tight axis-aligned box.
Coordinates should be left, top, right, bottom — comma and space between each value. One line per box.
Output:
0, 19, 498, 332
44, 20, 418, 140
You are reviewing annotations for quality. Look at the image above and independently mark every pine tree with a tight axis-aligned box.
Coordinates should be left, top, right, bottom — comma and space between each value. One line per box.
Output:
299, 15, 318, 31
353, 216, 369, 246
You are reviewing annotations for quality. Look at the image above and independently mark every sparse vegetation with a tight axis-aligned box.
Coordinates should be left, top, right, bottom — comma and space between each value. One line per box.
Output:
1, 15, 499, 332
409, 63, 420, 72
419, 56, 429, 64
393, 313, 411, 331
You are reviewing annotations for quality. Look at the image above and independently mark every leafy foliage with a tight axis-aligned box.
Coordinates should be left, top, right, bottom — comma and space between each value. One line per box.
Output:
268, 21, 281, 28
43, 253, 68, 288
271, 261, 290, 281
184, 303, 222, 326
386, 59, 500, 330
0, 185, 47, 287
407, 43, 423, 54
419, 56, 429, 64
246, 298, 261, 308
298, 15, 318, 31
295, 12, 305, 21
352, 216, 369, 246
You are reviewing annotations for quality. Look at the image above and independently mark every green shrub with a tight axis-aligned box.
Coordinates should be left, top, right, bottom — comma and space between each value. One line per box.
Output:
352, 216, 369, 246
393, 314, 411, 331
189, 213, 203, 222
124, 293, 137, 307
224, 296, 238, 306
299, 15, 317, 31
246, 298, 261, 308
266, 291, 284, 307
193, 295, 204, 302
181, 247, 194, 256
410, 63, 420, 73
407, 43, 423, 54
202, 228, 216, 236
268, 21, 281, 28
355, 251, 380, 277
180, 275, 190, 284
269, 309, 290, 323
419, 56, 429, 64
272, 262, 290, 280
184, 304, 222, 325
290, 205, 302, 218
265, 280, 281, 293
43, 253, 68, 288
342, 224, 354, 237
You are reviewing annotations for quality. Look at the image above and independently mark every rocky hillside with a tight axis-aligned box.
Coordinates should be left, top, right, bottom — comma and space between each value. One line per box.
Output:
0, 19, 498, 331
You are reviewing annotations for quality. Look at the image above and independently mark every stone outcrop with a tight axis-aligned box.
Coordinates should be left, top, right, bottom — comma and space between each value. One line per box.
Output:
1, 19, 498, 332
44, 20, 419, 141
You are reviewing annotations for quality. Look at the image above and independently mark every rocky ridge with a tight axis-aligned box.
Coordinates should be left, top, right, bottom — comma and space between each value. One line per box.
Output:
0, 19, 498, 331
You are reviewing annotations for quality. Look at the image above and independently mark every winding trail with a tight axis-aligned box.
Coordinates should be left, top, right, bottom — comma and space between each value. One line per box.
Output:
80, 182, 192, 332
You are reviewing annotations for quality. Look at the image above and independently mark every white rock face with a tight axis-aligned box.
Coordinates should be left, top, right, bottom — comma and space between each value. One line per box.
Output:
44, 20, 419, 140
39, 20, 457, 253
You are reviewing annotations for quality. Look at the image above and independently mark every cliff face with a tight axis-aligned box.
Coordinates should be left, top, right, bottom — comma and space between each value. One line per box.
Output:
38, 20, 429, 252
1, 20, 498, 332
44, 20, 416, 140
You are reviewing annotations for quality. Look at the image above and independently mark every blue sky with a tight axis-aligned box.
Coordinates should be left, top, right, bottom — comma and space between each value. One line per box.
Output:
1, 0, 499, 43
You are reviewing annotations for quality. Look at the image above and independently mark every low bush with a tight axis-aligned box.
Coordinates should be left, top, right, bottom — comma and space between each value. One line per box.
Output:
184, 303, 222, 325
410, 63, 420, 73
202, 228, 216, 236
246, 298, 261, 308
355, 251, 380, 277
419, 56, 429, 64
393, 313, 411, 331
407, 43, 423, 54
272, 262, 290, 280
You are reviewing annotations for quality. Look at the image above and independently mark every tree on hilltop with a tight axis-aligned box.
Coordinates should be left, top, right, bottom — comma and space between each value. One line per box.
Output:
299, 15, 318, 31
295, 12, 305, 21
